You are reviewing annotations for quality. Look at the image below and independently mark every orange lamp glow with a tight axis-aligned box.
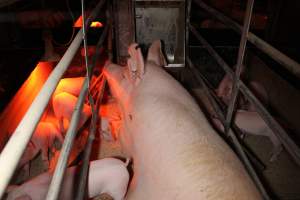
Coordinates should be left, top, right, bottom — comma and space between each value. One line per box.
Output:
74, 16, 83, 28
74, 15, 103, 28
90, 21, 103, 28
0, 62, 53, 150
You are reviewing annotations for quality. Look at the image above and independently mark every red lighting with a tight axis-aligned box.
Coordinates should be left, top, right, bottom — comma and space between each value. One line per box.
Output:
0, 62, 54, 150
74, 16, 103, 28
74, 16, 83, 28
90, 21, 103, 28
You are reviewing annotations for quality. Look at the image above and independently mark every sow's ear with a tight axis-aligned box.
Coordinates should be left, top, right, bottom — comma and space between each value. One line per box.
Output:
127, 43, 145, 85
147, 40, 167, 67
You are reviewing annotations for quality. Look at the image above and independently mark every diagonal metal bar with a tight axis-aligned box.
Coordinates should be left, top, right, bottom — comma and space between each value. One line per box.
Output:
193, 0, 300, 79
189, 24, 300, 166
224, 0, 254, 135
75, 13, 110, 200
45, 2, 108, 200
0, 0, 108, 198
0, 30, 83, 199
45, 78, 89, 200
75, 78, 106, 200
187, 57, 270, 199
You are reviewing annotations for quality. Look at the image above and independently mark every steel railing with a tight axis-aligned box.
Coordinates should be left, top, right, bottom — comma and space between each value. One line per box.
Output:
0, 0, 108, 198
186, 0, 300, 199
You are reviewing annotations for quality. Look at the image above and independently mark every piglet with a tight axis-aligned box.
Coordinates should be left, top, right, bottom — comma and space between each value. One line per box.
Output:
6, 158, 130, 200
53, 77, 85, 98
19, 122, 63, 170
212, 110, 282, 161
216, 73, 269, 111
52, 92, 91, 134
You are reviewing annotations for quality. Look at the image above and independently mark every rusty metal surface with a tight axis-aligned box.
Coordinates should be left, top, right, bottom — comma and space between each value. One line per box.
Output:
113, 0, 135, 65
135, 1, 185, 65
185, 0, 192, 65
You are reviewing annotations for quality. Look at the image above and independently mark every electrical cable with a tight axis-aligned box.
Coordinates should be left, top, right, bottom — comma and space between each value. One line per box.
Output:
51, 0, 76, 47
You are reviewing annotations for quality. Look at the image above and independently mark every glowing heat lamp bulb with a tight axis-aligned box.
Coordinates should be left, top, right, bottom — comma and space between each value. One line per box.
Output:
90, 21, 103, 28
74, 15, 103, 28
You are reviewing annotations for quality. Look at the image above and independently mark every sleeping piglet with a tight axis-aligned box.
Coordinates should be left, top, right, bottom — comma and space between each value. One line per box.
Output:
6, 158, 129, 200
52, 92, 91, 134
19, 122, 63, 170
101, 41, 261, 199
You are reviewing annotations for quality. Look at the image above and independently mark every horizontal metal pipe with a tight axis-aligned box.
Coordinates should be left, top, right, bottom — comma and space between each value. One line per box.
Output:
189, 24, 300, 165
193, 0, 300, 79
187, 57, 270, 199
0, 29, 83, 199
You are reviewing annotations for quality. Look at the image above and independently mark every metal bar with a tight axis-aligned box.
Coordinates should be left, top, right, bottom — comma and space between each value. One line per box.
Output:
75, 21, 110, 200
187, 60, 266, 171
45, 0, 109, 197
193, 0, 300, 79
224, 0, 254, 134
189, 25, 233, 77
45, 78, 89, 200
81, 0, 91, 82
185, 0, 192, 66
189, 24, 300, 165
239, 83, 300, 165
0, 0, 107, 197
187, 57, 270, 199
0, 29, 83, 199
75, 78, 106, 200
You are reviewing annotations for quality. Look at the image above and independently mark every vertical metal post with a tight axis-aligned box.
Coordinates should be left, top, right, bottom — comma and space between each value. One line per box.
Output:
75, 17, 110, 200
185, 0, 192, 66
224, 0, 254, 135
187, 58, 270, 199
